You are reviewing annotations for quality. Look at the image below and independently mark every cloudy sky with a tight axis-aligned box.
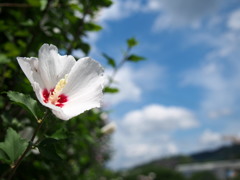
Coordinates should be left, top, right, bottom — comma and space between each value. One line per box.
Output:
82, 0, 240, 169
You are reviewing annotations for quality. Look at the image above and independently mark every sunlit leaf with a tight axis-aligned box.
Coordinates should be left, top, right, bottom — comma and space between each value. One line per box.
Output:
40, 0, 48, 11
104, 87, 119, 93
127, 37, 138, 48
0, 54, 10, 64
26, 0, 40, 6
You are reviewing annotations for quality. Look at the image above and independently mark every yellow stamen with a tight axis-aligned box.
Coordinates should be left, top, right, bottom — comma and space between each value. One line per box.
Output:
49, 75, 68, 104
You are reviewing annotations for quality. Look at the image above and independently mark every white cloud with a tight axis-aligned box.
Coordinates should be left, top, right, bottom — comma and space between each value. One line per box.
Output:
208, 108, 232, 119
183, 63, 236, 119
200, 129, 222, 145
228, 8, 240, 30
198, 129, 233, 151
104, 66, 141, 106
122, 142, 178, 167
181, 5, 240, 119
133, 64, 166, 90
152, 0, 220, 31
183, 27, 240, 119
84, 0, 146, 60
109, 131, 179, 169
108, 104, 198, 169
97, 0, 142, 23
144, 0, 162, 12
104, 64, 165, 106
123, 104, 199, 133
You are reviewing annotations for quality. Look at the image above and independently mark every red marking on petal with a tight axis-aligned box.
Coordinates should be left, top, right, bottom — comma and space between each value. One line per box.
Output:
42, 90, 67, 108
56, 103, 64, 108
42, 89, 49, 103
58, 94, 68, 103
50, 89, 54, 95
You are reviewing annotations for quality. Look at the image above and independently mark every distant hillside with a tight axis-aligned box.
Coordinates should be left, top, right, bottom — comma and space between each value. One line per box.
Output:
133, 144, 240, 170
191, 144, 240, 162
118, 145, 240, 180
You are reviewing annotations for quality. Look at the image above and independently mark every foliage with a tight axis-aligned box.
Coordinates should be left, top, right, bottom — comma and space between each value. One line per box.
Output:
232, 176, 240, 180
189, 171, 218, 180
0, 0, 146, 179
7, 91, 44, 120
0, 128, 28, 163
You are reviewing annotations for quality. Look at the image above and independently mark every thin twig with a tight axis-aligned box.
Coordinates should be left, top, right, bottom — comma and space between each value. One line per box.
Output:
6, 111, 49, 180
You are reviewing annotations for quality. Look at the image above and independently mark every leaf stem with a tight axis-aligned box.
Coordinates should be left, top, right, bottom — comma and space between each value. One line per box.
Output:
108, 47, 132, 87
6, 111, 49, 180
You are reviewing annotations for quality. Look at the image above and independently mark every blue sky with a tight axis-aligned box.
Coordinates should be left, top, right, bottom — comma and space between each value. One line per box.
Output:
76, 0, 240, 169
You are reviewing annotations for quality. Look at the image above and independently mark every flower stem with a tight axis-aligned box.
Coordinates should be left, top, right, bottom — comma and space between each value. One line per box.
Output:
6, 111, 49, 180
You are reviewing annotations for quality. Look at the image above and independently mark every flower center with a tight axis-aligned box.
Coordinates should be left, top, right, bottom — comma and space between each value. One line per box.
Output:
42, 75, 68, 108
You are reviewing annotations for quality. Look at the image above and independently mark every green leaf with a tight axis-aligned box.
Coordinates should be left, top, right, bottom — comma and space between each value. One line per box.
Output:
127, 54, 146, 62
50, 128, 68, 140
84, 22, 102, 31
20, 19, 34, 27
99, 0, 112, 7
102, 53, 116, 68
104, 87, 119, 93
14, 30, 29, 37
26, 0, 40, 6
80, 42, 90, 55
127, 37, 138, 48
0, 149, 9, 163
7, 91, 44, 120
0, 54, 10, 64
38, 138, 62, 161
0, 128, 28, 163
3, 43, 20, 57
40, 0, 48, 11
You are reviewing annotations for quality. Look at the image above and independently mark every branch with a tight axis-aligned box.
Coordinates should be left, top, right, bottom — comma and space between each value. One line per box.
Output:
0, 3, 31, 8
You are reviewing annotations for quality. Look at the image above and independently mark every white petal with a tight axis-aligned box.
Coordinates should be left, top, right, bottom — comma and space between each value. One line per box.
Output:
62, 57, 104, 97
38, 44, 76, 89
54, 57, 104, 120
17, 57, 43, 87
17, 57, 47, 99
53, 83, 103, 120
31, 81, 62, 112
17, 56, 66, 115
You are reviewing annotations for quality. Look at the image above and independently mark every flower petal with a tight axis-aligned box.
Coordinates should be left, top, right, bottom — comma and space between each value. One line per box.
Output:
53, 57, 104, 120
17, 57, 41, 85
62, 57, 104, 97
52, 83, 103, 120
17, 57, 46, 93
38, 44, 76, 89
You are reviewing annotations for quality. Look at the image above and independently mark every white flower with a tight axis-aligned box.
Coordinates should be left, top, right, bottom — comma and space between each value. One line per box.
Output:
17, 44, 104, 120
101, 122, 117, 135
